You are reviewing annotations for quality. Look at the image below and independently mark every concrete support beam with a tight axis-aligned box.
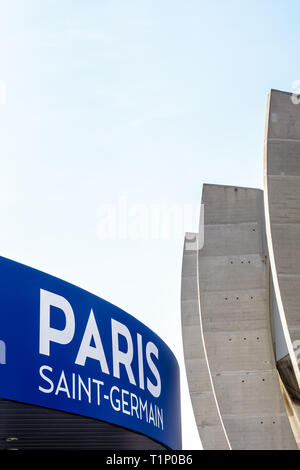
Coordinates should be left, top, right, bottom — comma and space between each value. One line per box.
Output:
181, 234, 230, 449
181, 183, 297, 449
264, 89, 300, 390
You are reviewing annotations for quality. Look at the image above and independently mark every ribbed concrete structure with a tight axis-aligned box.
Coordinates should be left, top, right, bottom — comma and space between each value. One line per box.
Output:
181, 233, 230, 449
181, 183, 297, 449
264, 89, 300, 392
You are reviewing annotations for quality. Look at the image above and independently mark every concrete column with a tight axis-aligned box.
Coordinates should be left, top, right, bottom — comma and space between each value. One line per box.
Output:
264, 89, 300, 392
181, 233, 230, 449
181, 183, 297, 449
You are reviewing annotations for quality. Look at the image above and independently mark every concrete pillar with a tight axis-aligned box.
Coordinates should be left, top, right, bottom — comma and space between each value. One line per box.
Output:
181, 183, 297, 449
264, 89, 300, 392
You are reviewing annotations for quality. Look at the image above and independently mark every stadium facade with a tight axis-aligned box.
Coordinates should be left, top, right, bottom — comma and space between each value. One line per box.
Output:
0, 257, 181, 450
181, 89, 300, 449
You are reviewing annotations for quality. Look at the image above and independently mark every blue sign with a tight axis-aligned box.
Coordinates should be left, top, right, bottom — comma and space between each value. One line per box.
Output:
0, 256, 181, 449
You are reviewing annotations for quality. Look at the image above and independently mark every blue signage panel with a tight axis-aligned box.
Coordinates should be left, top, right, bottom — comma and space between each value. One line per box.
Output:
0, 257, 181, 449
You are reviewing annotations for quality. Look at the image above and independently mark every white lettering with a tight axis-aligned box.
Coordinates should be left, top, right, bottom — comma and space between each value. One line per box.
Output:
39, 365, 54, 393
55, 370, 71, 398
146, 342, 161, 398
39, 289, 75, 356
75, 309, 109, 374
111, 319, 136, 385
137, 333, 144, 390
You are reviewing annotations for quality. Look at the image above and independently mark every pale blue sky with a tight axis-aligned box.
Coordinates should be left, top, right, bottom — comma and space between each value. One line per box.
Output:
1, 0, 300, 449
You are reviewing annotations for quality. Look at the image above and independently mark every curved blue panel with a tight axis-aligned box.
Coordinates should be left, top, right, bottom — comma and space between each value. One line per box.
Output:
0, 257, 181, 449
